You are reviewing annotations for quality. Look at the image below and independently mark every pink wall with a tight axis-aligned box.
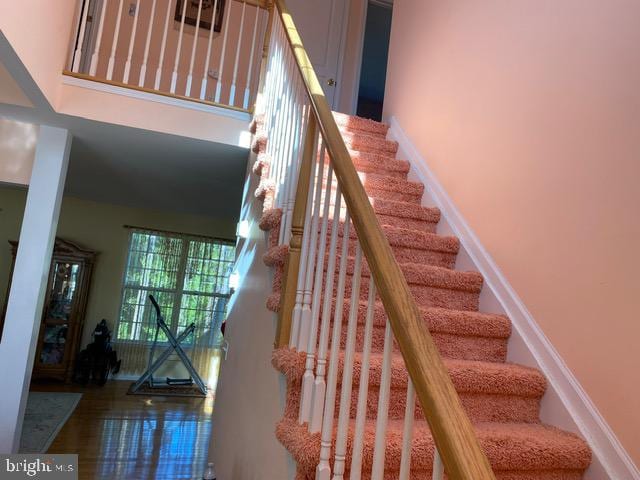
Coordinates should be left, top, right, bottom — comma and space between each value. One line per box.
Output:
0, 0, 77, 106
384, 0, 640, 467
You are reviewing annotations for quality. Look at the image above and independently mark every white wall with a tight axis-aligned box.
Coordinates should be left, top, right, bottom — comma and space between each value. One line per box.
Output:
209, 152, 294, 480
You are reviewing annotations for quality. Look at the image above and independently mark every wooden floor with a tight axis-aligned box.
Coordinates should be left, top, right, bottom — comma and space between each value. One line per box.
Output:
31, 380, 214, 480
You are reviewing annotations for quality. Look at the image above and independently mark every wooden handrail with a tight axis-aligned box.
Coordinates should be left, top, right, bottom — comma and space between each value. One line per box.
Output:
273, 1, 497, 478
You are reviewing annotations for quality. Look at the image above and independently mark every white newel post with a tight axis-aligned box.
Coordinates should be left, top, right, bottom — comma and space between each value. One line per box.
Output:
0, 126, 71, 453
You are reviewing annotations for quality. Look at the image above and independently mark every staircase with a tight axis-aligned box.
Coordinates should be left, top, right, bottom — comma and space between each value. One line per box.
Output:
253, 112, 592, 479
247, 1, 594, 478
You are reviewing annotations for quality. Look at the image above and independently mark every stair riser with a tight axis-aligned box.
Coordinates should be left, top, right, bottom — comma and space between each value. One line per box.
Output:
330, 324, 508, 363
320, 184, 423, 205
297, 468, 586, 480
352, 160, 409, 180
285, 377, 540, 424
343, 136, 399, 156
376, 213, 438, 233
327, 387, 541, 423
332, 279, 480, 312
319, 238, 456, 269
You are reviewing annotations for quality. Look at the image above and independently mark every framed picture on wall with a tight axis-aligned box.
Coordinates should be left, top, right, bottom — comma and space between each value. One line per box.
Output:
175, 0, 226, 32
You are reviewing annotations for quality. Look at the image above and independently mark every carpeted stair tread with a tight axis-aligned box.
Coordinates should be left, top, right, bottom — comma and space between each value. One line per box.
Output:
257, 112, 592, 477
348, 151, 410, 179
333, 111, 390, 137
274, 347, 546, 398
343, 301, 511, 339
321, 174, 423, 204
341, 130, 399, 156
276, 418, 591, 476
370, 197, 440, 223
267, 222, 460, 266
330, 222, 459, 254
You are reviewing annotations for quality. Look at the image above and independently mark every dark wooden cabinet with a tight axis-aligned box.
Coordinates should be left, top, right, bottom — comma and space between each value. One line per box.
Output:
1, 238, 97, 383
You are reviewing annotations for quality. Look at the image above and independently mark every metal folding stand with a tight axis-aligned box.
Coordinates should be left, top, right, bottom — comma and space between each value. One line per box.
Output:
130, 294, 207, 395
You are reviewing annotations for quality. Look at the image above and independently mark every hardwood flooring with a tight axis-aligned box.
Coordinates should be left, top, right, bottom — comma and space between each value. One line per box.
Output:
30, 380, 214, 479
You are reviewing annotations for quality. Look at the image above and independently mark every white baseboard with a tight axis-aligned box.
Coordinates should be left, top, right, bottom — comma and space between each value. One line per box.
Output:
385, 115, 639, 480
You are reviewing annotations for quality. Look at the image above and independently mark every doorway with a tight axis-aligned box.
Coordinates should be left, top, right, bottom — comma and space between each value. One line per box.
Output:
356, 0, 393, 121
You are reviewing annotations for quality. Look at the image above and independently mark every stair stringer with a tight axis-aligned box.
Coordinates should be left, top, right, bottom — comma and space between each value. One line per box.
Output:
386, 115, 639, 480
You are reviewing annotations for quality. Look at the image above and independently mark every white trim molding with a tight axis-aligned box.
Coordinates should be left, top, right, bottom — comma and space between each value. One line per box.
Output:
62, 74, 252, 122
385, 115, 639, 480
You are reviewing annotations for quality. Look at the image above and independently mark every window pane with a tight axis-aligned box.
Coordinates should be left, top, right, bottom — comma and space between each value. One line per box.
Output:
178, 294, 229, 346
125, 233, 182, 290
116, 230, 234, 347
117, 288, 174, 342
183, 240, 234, 295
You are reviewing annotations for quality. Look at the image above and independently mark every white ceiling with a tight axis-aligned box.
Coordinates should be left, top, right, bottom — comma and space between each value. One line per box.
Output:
65, 119, 248, 220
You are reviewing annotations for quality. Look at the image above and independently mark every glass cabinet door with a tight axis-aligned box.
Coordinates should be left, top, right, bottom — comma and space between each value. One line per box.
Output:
39, 261, 81, 365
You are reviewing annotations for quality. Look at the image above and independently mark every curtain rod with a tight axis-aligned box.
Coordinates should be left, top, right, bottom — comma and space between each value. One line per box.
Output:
123, 224, 236, 244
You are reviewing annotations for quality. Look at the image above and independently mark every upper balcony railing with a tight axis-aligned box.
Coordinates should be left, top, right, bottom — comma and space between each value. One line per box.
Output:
67, 0, 270, 112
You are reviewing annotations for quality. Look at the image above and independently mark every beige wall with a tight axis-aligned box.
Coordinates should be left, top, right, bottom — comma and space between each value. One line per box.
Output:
0, 186, 235, 349
383, 0, 640, 466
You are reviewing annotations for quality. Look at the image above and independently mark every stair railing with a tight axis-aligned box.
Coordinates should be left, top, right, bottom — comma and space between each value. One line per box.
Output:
67, 0, 270, 111
256, 1, 497, 478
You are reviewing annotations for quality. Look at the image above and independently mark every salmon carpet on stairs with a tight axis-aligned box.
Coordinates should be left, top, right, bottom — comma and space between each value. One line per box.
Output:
251, 111, 592, 479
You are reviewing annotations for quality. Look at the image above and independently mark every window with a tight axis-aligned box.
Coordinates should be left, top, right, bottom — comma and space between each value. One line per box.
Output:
116, 229, 235, 347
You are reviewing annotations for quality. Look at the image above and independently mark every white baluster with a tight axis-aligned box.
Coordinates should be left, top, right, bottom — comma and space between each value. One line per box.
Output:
432, 448, 444, 480
265, 28, 284, 132
185, 0, 204, 96
371, 321, 393, 480
316, 211, 351, 480
309, 172, 343, 432
399, 379, 416, 480
138, 0, 157, 86
282, 82, 305, 244
243, 6, 262, 109
214, 0, 233, 103
289, 132, 320, 349
154, 0, 173, 90
89, 0, 109, 76
332, 243, 363, 480
123, 0, 141, 83
229, 1, 247, 105
263, 26, 285, 139
263, 27, 285, 149
271, 51, 294, 210
170, 0, 189, 93
277, 69, 296, 236
299, 171, 338, 424
71, 0, 91, 72
200, 0, 220, 99
280, 75, 304, 242
296, 156, 330, 355
350, 276, 377, 479
106, 0, 125, 80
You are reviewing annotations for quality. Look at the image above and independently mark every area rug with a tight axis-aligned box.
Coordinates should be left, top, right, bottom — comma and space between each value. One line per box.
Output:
19, 392, 82, 453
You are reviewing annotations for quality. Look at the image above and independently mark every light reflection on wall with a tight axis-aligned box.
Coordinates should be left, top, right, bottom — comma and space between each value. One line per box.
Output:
0, 118, 38, 185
